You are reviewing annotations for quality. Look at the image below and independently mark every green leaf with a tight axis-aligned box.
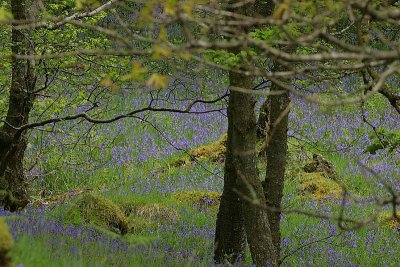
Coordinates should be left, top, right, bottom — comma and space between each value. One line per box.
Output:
0, 8, 13, 24
146, 73, 169, 90
75, 0, 99, 10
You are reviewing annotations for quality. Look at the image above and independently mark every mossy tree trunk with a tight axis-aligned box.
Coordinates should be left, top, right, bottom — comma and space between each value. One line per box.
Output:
263, 63, 291, 260
0, 0, 36, 211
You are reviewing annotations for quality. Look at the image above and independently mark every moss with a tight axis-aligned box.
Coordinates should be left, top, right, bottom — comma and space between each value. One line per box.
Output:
113, 198, 178, 233
118, 200, 178, 222
378, 212, 400, 230
189, 133, 227, 161
66, 193, 129, 235
173, 190, 221, 211
298, 172, 342, 200
0, 219, 13, 267
303, 160, 319, 173
170, 156, 191, 167
303, 154, 337, 179
171, 133, 227, 167
0, 176, 9, 190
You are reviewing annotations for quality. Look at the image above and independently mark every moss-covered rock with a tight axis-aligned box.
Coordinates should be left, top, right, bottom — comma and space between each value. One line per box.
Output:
298, 172, 342, 200
172, 134, 227, 167
66, 193, 129, 235
173, 190, 221, 211
0, 219, 14, 267
303, 154, 337, 179
127, 215, 156, 233
189, 133, 227, 161
113, 198, 178, 233
170, 157, 191, 167
378, 212, 400, 230
118, 200, 178, 222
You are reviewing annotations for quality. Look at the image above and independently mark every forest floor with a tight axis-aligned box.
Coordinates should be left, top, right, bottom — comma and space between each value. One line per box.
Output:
1, 91, 400, 267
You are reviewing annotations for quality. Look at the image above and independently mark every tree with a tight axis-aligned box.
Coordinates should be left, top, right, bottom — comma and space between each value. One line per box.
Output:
0, 0, 232, 212
0, 0, 36, 211
213, 71, 249, 264
263, 61, 291, 259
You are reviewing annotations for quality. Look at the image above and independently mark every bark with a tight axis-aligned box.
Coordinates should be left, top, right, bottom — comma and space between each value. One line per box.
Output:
214, 2, 251, 263
214, 84, 247, 263
256, 99, 270, 140
262, 65, 290, 260
0, 0, 36, 211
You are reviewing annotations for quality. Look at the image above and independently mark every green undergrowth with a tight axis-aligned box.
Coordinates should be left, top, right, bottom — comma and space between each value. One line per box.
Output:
35, 189, 217, 266
0, 219, 14, 252
11, 234, 201, 267
321, 153, 378, 197
47, 189, 222, 237
12, 131, 400, 266
111, 194, 179, 232
48, 192, 171, 235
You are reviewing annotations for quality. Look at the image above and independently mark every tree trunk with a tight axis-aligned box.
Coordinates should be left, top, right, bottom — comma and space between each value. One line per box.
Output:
215, 1, 278, 265
0, 0, 36, 211
215, 71, 278, 266
214, 72, 247, 264
229, 72, 277, 266
263, 66, 290, 260
257, 98, 270, 140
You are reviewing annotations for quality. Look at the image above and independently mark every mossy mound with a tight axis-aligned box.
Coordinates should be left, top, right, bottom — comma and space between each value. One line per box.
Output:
378, 212, 400, 230
172, 134, 227, 167
127, 215, 156, 233
298, 172, 342, 200
303, 154, 337, 179
66, 193, 129, 235
173, 191, 221, 210
116, 199, 178, 233
189, 133, 227, 161
170, 157, 191, 167
0, 219, 13, 267
118, 200, 178, 222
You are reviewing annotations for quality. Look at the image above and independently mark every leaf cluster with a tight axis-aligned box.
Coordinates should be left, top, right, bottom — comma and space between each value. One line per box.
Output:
365, 127, 400, 154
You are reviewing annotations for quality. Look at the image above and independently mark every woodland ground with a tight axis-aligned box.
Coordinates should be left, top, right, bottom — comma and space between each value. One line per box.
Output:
1, 74, 400, 267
